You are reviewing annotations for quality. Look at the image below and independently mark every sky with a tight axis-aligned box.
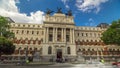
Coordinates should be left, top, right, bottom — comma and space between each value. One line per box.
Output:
0, 0, 120, 26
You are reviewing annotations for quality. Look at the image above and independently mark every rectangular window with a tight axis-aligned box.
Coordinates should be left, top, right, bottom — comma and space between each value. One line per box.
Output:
23, 25, 25, 27
78, 33, 79, 36
66, 35, 70, 42
57, 34, 61, 42
16, 30, 19, 34
37, 31, 39, 35
49, 34, 53, 42
27, 31, 29, 34
22, 30, 24, 34
32, 31, 34, 34
86, 33, 88, 37
81, 33, 84, 36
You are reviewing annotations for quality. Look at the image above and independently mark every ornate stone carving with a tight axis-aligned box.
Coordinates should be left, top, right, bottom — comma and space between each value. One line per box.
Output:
66, 10, 72, 16
57, 7, 62, 13
46, 8, 53, 15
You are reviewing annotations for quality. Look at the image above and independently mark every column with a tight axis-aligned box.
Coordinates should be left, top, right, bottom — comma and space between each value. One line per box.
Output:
70, 29, 72, 44
72, 29, 75, 44
62, 28, 64, 42
43, 27, 46, 43
56, 28, 57, 42
46, 27, 49, 43
53, 28, 55, 42
64, 28, 66, 42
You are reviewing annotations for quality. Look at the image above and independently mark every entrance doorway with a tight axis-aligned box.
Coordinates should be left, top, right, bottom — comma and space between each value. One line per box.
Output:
56, 49, 62, 62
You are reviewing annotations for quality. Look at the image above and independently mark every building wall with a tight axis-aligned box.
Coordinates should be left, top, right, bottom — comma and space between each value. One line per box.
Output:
4, 13, 120, 62
75, 26, 120, 62
9, 23, 43, 59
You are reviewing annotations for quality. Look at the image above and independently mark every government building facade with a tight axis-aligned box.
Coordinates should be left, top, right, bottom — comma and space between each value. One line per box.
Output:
3, 11, 120, 62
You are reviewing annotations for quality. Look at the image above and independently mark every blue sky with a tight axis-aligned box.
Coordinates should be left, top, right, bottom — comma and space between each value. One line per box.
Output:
0, 0, 120, 26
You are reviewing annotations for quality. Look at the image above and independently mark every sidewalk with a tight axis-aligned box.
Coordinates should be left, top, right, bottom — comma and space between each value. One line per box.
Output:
0, 62, 55, 66
27, 62, 55, 66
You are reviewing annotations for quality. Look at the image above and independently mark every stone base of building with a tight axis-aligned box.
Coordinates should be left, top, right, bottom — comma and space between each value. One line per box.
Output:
39, 55, 76, 62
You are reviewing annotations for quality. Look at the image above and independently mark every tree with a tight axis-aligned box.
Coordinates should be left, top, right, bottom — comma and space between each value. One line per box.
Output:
0, 16, 14, 39
0, 16, 15, 59
101, 19, 120, 45
0, 37, 15, 58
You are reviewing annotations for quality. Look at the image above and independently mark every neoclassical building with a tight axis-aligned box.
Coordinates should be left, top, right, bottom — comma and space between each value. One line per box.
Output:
3, 11, 120, 62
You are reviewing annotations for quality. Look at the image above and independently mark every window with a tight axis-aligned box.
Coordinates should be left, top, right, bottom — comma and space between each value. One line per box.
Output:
66, 35, 70, 42
28, 25, 30, 27
49, 34, 53, 42
48, 46, 52, 54
57, 35, 61, 41
78, 33, 79, 36
81, 33, 84, 36
16, 30, 19, 34
27, 31, 29, 34
32, 31, 34, 34
22, 30, 24, 34
18, 47, 21, 54
67, 47, 71, 54
37, 31, 39, 35
23, 25, 25, 27
18, 24, 20, 27
86, 33, 88, 37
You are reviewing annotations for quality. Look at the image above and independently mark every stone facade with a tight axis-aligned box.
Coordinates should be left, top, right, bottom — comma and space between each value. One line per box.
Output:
3, 12, 120, 62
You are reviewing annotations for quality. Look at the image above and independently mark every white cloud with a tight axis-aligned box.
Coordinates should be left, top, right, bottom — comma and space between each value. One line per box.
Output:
61, 0, 70, 9
61, 0, 109, 13
85, 18, 96, 26
76, 0, 109, 13
0, 0, 44, 24
89, 18, 94, 22
61, 0, 67, 4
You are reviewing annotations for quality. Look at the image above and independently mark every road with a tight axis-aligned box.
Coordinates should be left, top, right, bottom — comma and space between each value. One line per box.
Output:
0, 63, 116, 68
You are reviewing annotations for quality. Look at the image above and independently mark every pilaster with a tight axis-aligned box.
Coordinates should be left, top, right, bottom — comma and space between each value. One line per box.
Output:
53, 28, 55, 42
62, 28, 64, 42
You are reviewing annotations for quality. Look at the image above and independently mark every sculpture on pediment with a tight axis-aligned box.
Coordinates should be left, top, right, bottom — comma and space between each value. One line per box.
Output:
66, 10, 72, 16
57, 7, 62, 13
46, 8, 53, 15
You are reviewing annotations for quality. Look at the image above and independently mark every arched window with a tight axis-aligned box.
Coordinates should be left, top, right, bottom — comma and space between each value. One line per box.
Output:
67, 47, 71, 54
48, 46, 52, 54
18, 47, 21, 54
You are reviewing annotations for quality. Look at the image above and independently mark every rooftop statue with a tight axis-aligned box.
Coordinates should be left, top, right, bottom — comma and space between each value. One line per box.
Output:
46, 8, 53, 15
57, 7, 62, 13
66, 10, 72, 16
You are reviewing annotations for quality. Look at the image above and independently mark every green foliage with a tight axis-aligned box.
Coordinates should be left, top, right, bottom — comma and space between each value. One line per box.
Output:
0, 16, 15, 55
101, 19, 120, 45
0, 36, 15, 55
0, 16, 14, 39
3, 31, 15, 39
